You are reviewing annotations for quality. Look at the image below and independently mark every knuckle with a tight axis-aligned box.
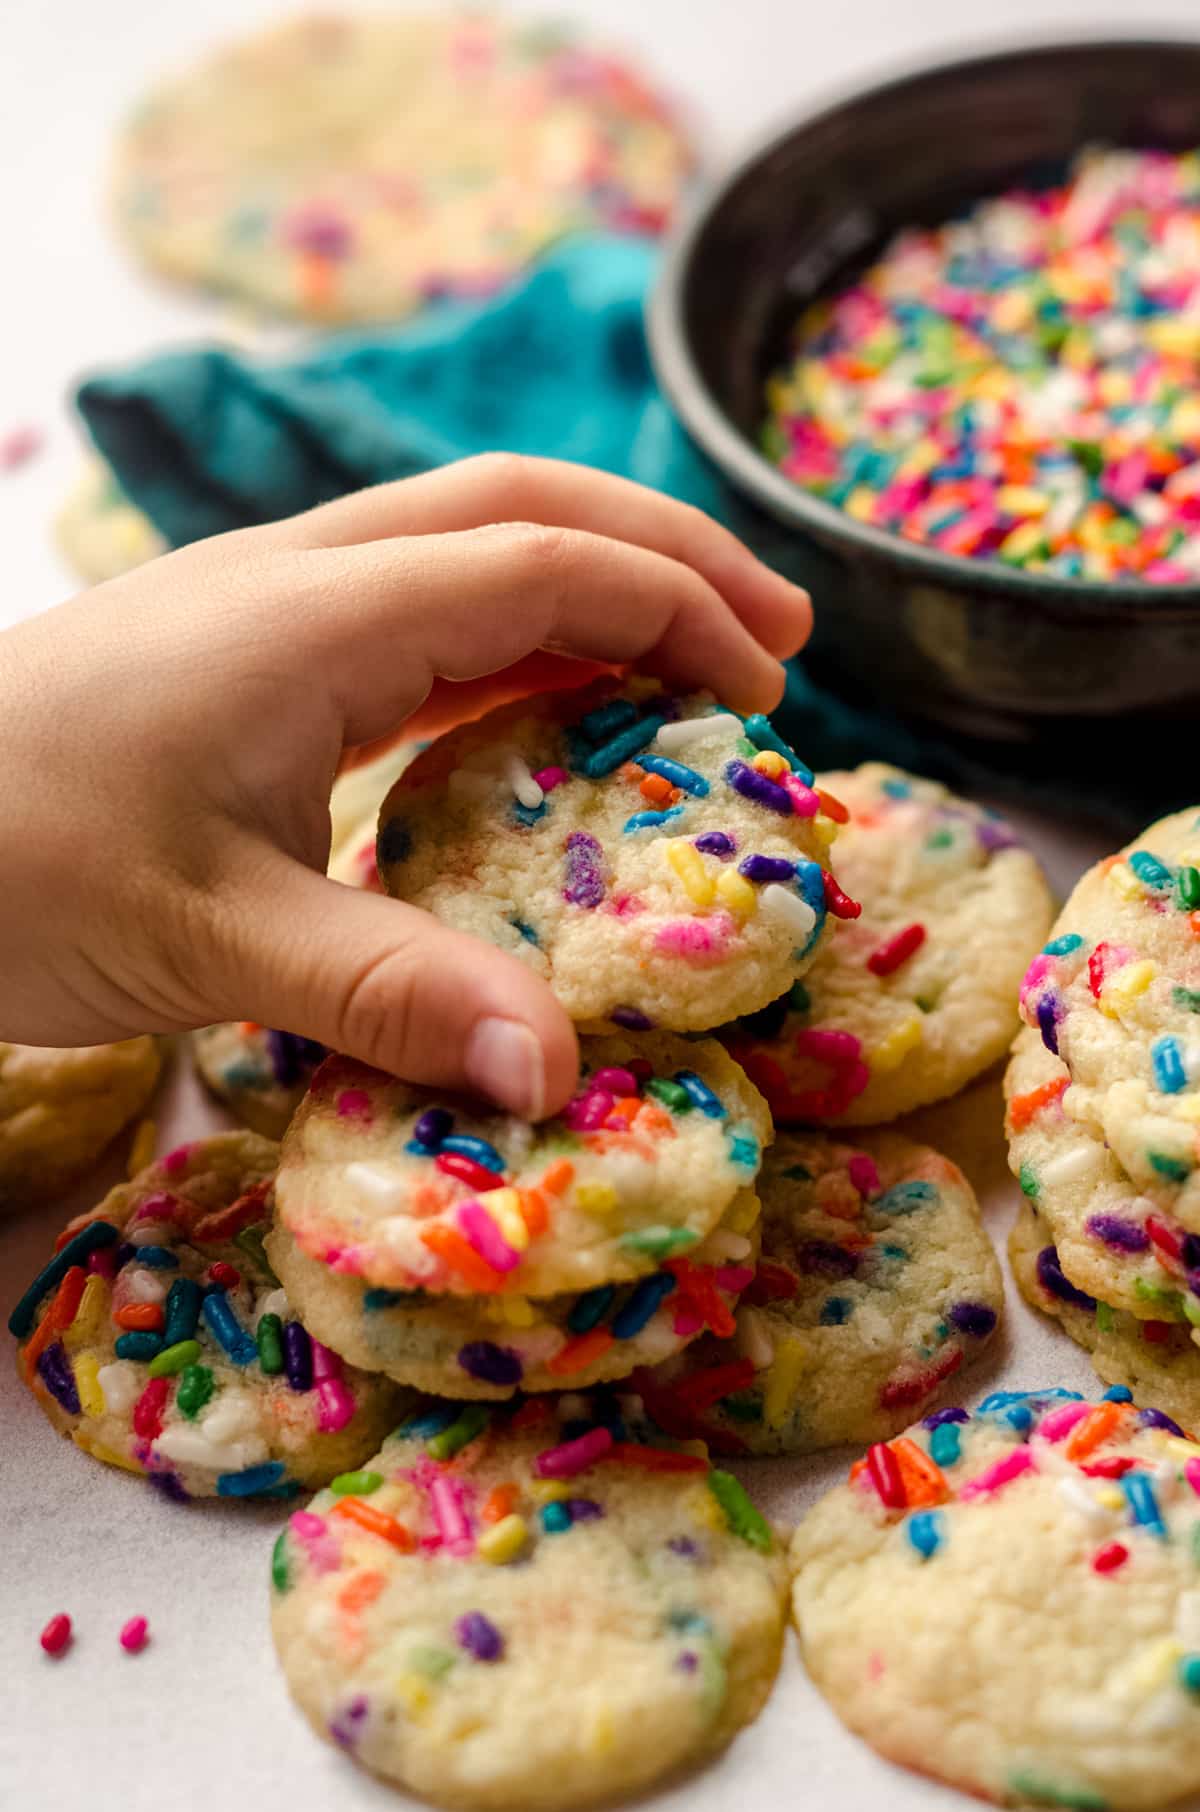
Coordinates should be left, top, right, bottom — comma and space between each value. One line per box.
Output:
468, 450, 536, 512
333, 939, 422, 1071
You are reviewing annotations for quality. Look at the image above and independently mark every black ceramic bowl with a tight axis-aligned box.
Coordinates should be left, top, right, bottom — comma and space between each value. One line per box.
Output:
649, 38, 1200, 743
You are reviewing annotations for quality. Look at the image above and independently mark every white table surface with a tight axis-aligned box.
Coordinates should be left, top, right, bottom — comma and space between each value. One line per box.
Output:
0, 2, 1192, 1808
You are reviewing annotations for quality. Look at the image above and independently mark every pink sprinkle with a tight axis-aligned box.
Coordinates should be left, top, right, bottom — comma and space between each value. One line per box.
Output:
1019, 954, 1055, 1008
1185, 1457, 1200, 1499
457, 1200, 520, 1273
654, 913, 734, 960
87, 1246, 119, 1279
310, 1340, 342, 1384
532, 766, 568, 792
134, 1191, 182, 1225
1, 424, 42, 471
289, 1510, 341, 1573
162, 1144, 192, 1176
591, 1067, 638, 1097
119, 1616, 149, 1654
673, 1308, 703, 1337
429, 1476, 473, 1553
796, 1027, 862, 1062
315, 1379, 356, 1433
562, 1088, 613, 1132
39, 1613, 72, 1657
958, 1448, 1035, 1501
782, 775, 821, 817
533, 1426, 614, 1478
1038, 1401, 1091, 1443
847, 1154, 880, 1198
713, 1265, 755, 1292
335, 1089, 373, 1121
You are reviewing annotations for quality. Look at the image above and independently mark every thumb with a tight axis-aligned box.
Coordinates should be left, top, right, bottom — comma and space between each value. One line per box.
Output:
220, 862, 580, 1119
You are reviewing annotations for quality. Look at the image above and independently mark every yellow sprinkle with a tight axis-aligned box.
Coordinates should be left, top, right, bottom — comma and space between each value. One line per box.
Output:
63, 1274, 109, 1351
478, 1514, 528, 1565
999, 521, 1046, 561
528, 1478, 569, 1504
575, 1181, 618, 1216
126, 1117, 156, 1178
763, 1336, 806, 1429
497, 1294, 535, 1328
1169, 399, 1200, 442
483, 1186, 528, 1252
395, 1675, 432, 1719
750, 749, 788, 779
73, 1430, 143, 1474
1174, 1095, 1200, 1124
688, 1484, 726, 1532
1099, 959, 1158, 1019
1107, 863, 1143, 901
666, 840, 715, 908
866, 1014, 924, 1075
727, 1193, 761, 1236
1097, 369, 1134, 408
810, 816, 838, 852
898, 439, 941, 477
995, 486, 1049, 518
989, 290, 1033, 334
588, 1710, 616, 1758
1126, 1638, 1181, 1697
716, 867, 756, 918
1148, 319, 1200, 360
72, 1351, 105, 1418
843, 486, 877, 523
1096, 1486, 1126, 1513
1165, 1437, 1200, 1462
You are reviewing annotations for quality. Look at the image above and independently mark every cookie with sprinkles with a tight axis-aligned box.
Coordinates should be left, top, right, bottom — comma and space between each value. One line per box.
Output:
114, 12, 692, 323
54, 456, 165, 584
643, 1130, 1002, 1456
271, 1391, 787, 1808
276, 1035, 770, 1299
1019, 807, 1200, 1222
726, 763, 1053, 1125
1, 1037, 161, 1210
10, 1132, 401, 1499
377, 678, 839, 1032
266, 1187, 759, 1400
191, 1023, 327, 1140
792, 1386, 1200, 1811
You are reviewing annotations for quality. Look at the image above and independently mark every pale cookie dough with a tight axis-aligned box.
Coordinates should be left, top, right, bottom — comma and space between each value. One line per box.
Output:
726, 763, 1053, 1124
277, 1036, 770, 1298
266, 1189, 759, 1399
1005, 1024, 1200, 1326
191, 1023, 326, 1140
378, 679, 840, 1032
271, 1393, 788, 1810
645, 1130, 1002, 1455
1019, 807, 1200, 1221
1011, 1198, 1200, 1431
0, 1037, 161, 1210
10, 1132, 400, 1499
114, 13, 692, 322
792, 1387, 1200, 1811
55, 456, 165, 584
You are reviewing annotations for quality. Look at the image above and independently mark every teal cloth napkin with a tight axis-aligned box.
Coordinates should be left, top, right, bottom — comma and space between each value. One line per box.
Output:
77, 236, 1160, 829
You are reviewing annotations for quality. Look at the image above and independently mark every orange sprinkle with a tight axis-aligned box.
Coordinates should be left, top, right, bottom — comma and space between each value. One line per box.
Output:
1190, 911, 1200, 941
633, 1101, 675, 1138
330, 1498, 415, 1551
297, 250, 335, 314
23, 1265, 86, 1378
1066, 1402, 1125, 1462
890, 1438, 949, 1507
237, 1021, 263, 1035
639, 773, 676, 805
518, 1189, 548, 1238
816, 788, 849, 824
606, 1096, 643, 1127
337, 1570, 385, 1614
1007, 1075, 1069, 1131
419, 1222, 505, 1294
547, 1328, 615, 1376
481, 1483, 519, 1524
540, 1160, 574, 1196
114, 1302, 166, 1332
193, 1179, 272, 1244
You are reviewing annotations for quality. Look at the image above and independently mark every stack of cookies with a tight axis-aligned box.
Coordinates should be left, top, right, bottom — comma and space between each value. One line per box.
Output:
1009, 806, 1200, 1430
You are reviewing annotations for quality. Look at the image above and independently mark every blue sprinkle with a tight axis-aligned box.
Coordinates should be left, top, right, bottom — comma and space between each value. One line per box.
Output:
1001, 1404, 1035, 1435
217, 1461, 288, 1498
201, 1290, 257, 1366
114, 1331, 163, 1362
567, 1285, 617, 1335
881, 778, 912, 799
364, 1288, 410, 1311
133, 1246, 180, 1269
793, 859, 829, 952
8, 1219, 120, 1338
1102, 1385, 1134, 1403
439, 1134, 506, 1173
742, 713, 814, 785
907, 1510, 944, 1559
163, 1276, 202, 1345
540, 1501, 573, 1533
1153, 1035, 1187, 1095
637, 754, 710, 797
728, 1134, 758, 1169
1122, 1472, 1167, 1538
510, 918, 540, 946
512, 800, 547, 827
378, 819, 411, 865
673, 1071, 725, 1118
577, 716, 666, 777
819, 1297, 852, 1325
579, 698, 638, 742
873, 1181, 937, 1215
929, 1423, 962, 1467
396, 1404, 459, 1439
1129, 849, 1173, 890
612, 1273, 676, 1340
624, 807, 685, 833
978, 1388, 1083, 1412
1042, 933, 1085, 957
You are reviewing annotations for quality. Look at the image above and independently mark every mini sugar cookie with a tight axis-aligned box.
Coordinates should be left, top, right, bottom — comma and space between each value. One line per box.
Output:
1005, 1024, 1200, 1325
10, 1133, 400, 1499
191, 1023, 327, 1140
1020, 808, 1200, 1220
726, 764, 1053, 1124
266, 1189, 759, 1399
792, 1387, 1200, 1812
377, 679, 839, 1032
1011, 1199, 1200, 1430
55, 456, 165, 584
276, 1036, 770, 1299
114, 13, 692, 322
641, 1130, 1001, 1455
0, 1037, 161, 1210
271, 1392, 788, 1809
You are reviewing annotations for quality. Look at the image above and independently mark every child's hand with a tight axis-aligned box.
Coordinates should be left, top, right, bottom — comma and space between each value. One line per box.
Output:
1, 455, 811, 1118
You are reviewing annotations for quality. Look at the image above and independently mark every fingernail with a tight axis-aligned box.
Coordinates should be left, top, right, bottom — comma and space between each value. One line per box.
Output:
464, 1017, 546, 1119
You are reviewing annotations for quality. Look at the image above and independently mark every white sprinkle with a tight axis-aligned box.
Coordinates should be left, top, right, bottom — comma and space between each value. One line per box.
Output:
655, 713, 740, 754
255, 1288, 290, 1326
701, 1229, 753, 1263
503, 752, 544, 810
124, 1268, 169, 1305
734, 1308, 775, 1371
1040, 1146, 1098, 1188
201, 1390, 262, 1445
1056, 1476, 1112, 1530
346, 1161, 407, 1209
96, 1361, 139, 1414
759, 885, 817, 940
153, 1422, 268, 1472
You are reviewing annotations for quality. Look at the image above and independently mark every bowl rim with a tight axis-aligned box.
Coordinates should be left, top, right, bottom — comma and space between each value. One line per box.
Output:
647, 30, 1200, 613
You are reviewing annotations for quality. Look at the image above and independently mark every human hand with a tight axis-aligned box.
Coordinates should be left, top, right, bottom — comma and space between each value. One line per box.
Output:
1, 454, 811, 1118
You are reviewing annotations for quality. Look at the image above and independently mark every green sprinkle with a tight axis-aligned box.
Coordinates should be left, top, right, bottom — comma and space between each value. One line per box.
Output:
256, 1312, 284, 1375
1134, 1277, 1181, 1311
1173, 985, 1200, 1014
427, 1404, 490, 1461
147, 1338, 202, 1378
234, 1224, 280, 1286
1184, 1295, 1200, 1329
925, 827, 955, 849
1019, 1162, 1040, 1200
1178, 867, 1200, 912
271, 1531, 291, 1594
408, 1644, 455, 1681
1007, 1772, 1108, 1811
1068, 438, 1104, 478
1096, 1302, 1116, 1332
1150, 1151, 1191, 1184
781, 1163, 812, 1182
788, 981, 811, 1013
645, 1078, 693, 1114
618, 1227, 699, 1259
176, 1364, 215, 1420
1179, 1654, 1200, 1695
330, 1470, 383, 1496
707, 1470, 772, 1551
721, 1393, 764, 1423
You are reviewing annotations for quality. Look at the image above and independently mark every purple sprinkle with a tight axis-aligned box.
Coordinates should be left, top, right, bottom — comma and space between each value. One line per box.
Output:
564, 1498, 604, 1522
562, 832, 607, 908
724, 760, 793, 815
1139, 1407, 1185, 1436
694, 832, 736, 858
1085, 1213, 1150, 1254
976, 818, 1021, 853
114, 1242, 137, 1271
457, 1341, 523, 1386
675, 1652, 699, 1673
738, 854, 797, 884
667, 1535, 699, 1557
283, 206, 353, 260
1183, 1233, 1200, 1270
1036, 1246, 1097, 1312
36, 1342, 79, 1415
330, 1695, 369, 1749
794, 1239, 858, 1278
921, 1406, 969, 1430
456, 1611, 504, 1662
266, 1030, 325, 1088
413, 1106, 454, 1149
283, 1320, 313, 1392
611, 1006, 654, 1030
948, 1302, 998, 1339
1036, 992, 1062, 1055
146, 1467, 190, 1505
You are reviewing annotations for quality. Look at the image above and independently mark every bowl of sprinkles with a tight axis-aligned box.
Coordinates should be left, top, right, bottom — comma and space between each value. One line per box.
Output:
649, 38, 1200, 738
